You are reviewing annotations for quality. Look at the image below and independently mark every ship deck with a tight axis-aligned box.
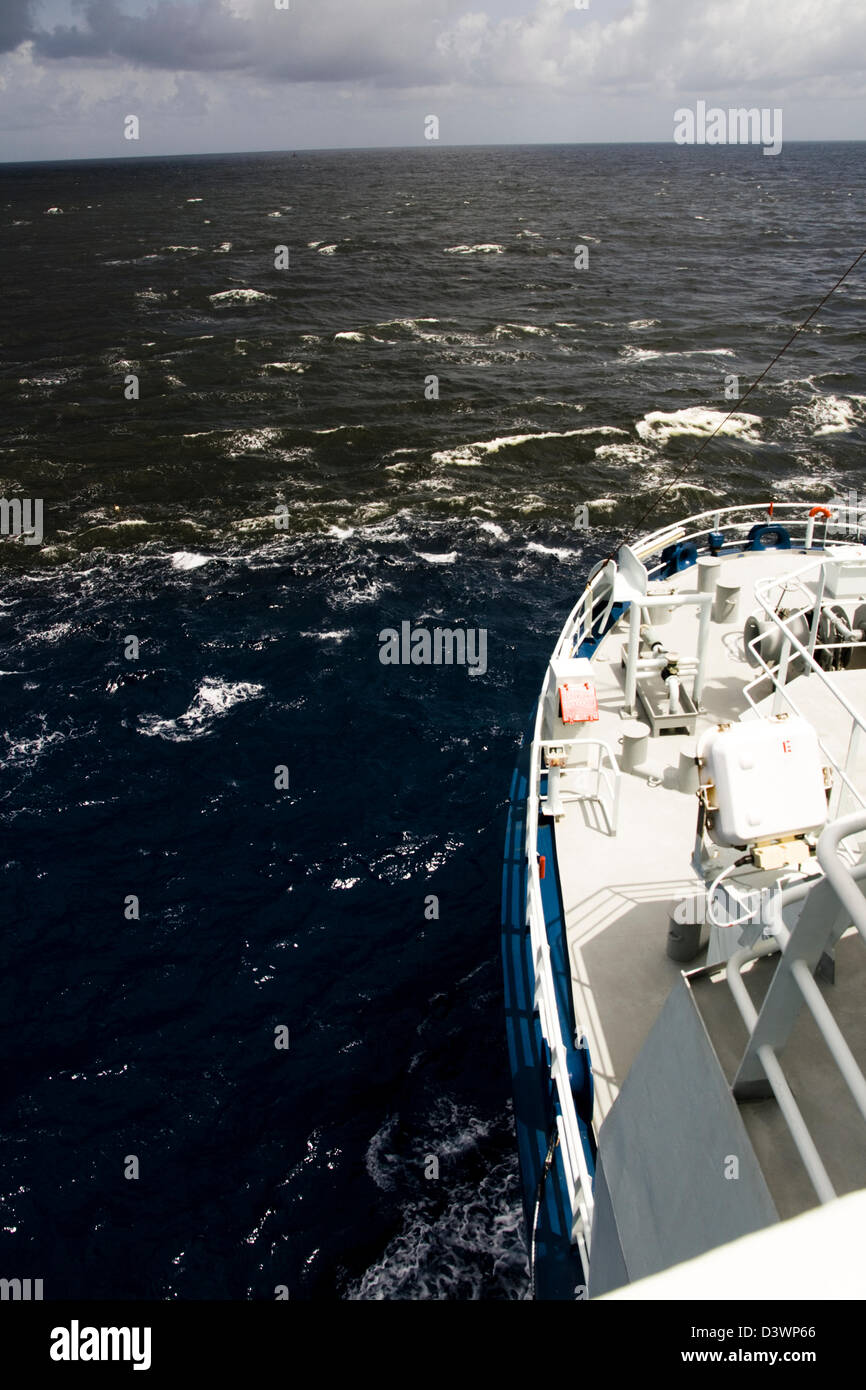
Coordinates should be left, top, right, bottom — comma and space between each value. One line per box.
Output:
554, 545, 866, 1220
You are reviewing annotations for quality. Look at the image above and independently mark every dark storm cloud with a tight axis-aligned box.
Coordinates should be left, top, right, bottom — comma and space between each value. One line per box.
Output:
33, 0, 253, 70
29, 0, 452, 84
0, 0, 35, 53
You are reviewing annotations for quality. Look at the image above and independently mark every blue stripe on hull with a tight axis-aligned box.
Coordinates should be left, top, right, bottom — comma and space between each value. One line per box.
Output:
501, 714, 593, 1300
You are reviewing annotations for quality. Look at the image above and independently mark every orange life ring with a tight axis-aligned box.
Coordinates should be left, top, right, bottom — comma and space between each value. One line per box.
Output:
809, 506, 832, 519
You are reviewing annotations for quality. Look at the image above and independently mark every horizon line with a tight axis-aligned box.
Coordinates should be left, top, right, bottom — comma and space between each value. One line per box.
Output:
2, 136, 864, 168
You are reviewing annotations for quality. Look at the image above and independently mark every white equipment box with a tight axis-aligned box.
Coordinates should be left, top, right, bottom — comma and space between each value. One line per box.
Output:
698, 715, 828, 847
545, 656, 598, 729
822, 546, 866, 600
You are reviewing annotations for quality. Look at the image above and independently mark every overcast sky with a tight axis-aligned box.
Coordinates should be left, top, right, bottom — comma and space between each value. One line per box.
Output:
1, 0, 864, 162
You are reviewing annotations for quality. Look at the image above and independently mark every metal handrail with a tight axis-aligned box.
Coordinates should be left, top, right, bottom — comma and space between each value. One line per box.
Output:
725, 814, 866, 1205
742, 558, 866, 816
557, 500, 864, 666
541, 738, 621, 836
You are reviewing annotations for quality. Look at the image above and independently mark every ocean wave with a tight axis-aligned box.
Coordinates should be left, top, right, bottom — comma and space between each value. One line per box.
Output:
491, 323, 549, 339
594, 442, 654, 465
317, 244, 338, 255
414, 551, 458, 564
431, 427, 626, 466
477, 521, 509, 541
375, 318, 440, 331
170, 552, 212, 571
350, 1104, 526, 1300
328, 576, 390, 608
619, 345, 735, 364
208, 289, 275, 305
790, 394, 865, 437
224, 427, 284, 456
526, 542, 582, 561
443, 243, 505, 255
263, 361, 307, 373
334, 331, 364, 342
138, 678, 264, 742
636, 407, 762, 445
1, 724, 68, 770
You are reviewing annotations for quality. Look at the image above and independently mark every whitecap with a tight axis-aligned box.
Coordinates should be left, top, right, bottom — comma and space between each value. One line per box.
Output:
415, 551, 458, 564
432, 426, 627, 465
636, 407, 762, 445
594, 442, 654, 465
334, 331, 364, 342
139, 678, 264, 742
478, 521, 509, 541
619, 345, 734, 364
492, 323, 549, 338
443, 243, 505, 255
792, 394, 863, 437
208, 289, 274, 305
171, 552, 212, 571
526, 543, 582, 561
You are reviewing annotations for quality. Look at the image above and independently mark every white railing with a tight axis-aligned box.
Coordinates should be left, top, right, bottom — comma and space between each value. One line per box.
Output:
726, 813, 866, 1205
540, 738, 622, 837
744, 556, 866, 820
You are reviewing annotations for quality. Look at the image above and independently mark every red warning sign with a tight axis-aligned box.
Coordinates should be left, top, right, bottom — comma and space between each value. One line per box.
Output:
559, 680, 598, 723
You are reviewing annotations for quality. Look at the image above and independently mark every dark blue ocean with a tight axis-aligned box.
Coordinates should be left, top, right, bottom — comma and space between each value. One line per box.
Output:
1, 143, 864, 1299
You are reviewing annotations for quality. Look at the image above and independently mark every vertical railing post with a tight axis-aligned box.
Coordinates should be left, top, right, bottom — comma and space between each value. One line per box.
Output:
623, 601, 641, 717
807, 567, 826, 662
772, 634, 792, 715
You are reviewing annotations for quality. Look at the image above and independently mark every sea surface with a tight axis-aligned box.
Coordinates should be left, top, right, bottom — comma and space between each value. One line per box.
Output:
0, 142, 864, 1298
